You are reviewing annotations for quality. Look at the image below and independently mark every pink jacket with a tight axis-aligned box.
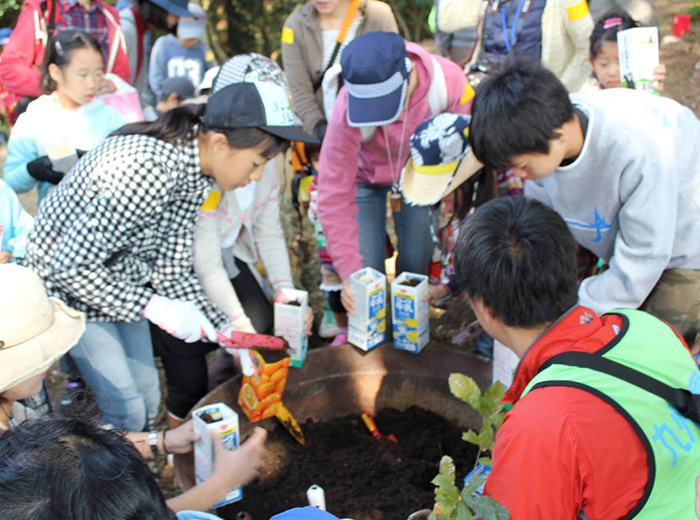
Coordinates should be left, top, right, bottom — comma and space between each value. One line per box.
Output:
318, 42, 470, 281
0, 0, 130, 98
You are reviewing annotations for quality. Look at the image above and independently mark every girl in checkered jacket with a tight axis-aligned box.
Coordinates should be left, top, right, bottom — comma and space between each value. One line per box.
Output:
23, 81, 316, 432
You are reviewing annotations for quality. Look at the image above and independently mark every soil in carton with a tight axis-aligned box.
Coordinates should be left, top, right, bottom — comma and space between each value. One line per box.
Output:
218, 406, 478, 520
198, 411, 222, 425
398, 278, 422, 288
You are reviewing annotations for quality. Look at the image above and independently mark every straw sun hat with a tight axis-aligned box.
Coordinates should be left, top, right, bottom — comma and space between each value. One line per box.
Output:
0, 264, 85, 394
400, 113, 483, 207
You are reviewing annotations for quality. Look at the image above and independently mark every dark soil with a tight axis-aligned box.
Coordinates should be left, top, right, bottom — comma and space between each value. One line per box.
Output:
398, 278, 422, 287
217, 406, 478, 520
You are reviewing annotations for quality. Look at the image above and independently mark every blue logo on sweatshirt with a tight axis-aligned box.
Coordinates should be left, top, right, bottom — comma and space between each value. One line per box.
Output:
565, 209, 615, 243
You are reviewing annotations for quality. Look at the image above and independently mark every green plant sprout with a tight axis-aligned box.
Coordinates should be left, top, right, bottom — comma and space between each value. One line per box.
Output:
689, 1, 700, 25
428, 374, 509, 520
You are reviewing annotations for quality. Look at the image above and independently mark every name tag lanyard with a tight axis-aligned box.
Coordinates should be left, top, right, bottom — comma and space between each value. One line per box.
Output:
383, 115, 410, 213
497, 0, 530, 54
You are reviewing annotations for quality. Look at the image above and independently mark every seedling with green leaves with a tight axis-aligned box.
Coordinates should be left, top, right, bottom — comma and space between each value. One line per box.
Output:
449, 374, 506, 464
428, 374, 509, 520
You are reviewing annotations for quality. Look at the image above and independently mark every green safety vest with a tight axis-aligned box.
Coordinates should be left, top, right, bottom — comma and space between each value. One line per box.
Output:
521, 309, 700, 519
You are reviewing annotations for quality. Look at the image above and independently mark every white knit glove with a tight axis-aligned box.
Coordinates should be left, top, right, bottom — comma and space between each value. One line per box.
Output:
143, 295, 217, 343
225, 316, 256, 375
217, 323, 256, 376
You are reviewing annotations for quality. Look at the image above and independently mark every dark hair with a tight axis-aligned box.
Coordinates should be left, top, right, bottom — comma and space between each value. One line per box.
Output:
305, 142, 321, 161
40, 30, 103, 95
590, 10, 638, 59
454, 196, 578, 328
0, 414, 177, 520
468, 61, 574, 171
451, 167, 494, 222
111, 103, 290, 157
137, 0, 174, 31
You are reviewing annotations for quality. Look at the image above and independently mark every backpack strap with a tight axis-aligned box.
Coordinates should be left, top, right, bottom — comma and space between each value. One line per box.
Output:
102, 7, 125, 74
360, 55, 448, 144
131, 6, 148, 79
42, 0, 58, 68
540, 351, 700, 424
427, 55, 448, 116
312, 0, 361, 92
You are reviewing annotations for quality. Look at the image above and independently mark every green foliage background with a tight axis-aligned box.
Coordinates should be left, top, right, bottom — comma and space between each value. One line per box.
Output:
0, 0, 434, 60
0, 0, 21, 29
205, 0, 434, 60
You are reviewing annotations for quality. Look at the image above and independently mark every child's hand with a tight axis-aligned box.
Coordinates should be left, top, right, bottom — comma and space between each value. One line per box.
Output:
0, 251, 13, 264
98, 78, 117, 95
426, 284, 449, 304
164, 420, 199, 455
653, 63, 666, 92
157, 93, 182, 114
304, 307, 313, 335
341, 279, 356, 314
212, 427, 267, 488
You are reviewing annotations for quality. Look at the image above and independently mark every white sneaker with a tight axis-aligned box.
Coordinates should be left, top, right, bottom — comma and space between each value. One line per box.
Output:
318, 305, 340, 338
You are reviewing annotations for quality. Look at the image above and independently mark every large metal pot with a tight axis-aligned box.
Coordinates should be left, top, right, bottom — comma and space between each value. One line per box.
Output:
174, 343, 491, 490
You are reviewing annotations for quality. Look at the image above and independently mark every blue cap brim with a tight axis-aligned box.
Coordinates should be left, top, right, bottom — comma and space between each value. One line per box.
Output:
346, 80, 406, 128
149, 0, 192, 17
270, 507, 340, 520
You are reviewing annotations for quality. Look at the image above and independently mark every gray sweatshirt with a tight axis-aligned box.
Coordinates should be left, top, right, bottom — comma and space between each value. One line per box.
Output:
525, 89, 700, 314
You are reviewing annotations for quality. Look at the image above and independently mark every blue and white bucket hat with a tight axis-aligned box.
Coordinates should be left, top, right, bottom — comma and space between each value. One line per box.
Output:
341, 32, 411, 127
400, 113, 483, 206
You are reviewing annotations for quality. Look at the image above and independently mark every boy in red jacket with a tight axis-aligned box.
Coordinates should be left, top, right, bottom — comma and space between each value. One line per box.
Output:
454, 196, 700, 519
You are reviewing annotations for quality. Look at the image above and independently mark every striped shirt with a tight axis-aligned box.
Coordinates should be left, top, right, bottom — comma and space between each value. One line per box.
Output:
321, 16, 363, 69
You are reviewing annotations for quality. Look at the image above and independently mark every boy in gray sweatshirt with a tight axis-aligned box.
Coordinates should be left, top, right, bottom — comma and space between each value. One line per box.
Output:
468, 61, 700, 350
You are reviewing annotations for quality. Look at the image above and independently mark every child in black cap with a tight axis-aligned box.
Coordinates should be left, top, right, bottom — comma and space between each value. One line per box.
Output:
23, 81, 316, 433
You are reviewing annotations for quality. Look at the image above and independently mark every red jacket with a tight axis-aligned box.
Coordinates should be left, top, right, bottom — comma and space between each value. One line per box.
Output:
484, 306, 659, 520
0, 0, 130, 98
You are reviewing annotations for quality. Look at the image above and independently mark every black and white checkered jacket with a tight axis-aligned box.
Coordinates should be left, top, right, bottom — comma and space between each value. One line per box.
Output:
24, 133, 229, 328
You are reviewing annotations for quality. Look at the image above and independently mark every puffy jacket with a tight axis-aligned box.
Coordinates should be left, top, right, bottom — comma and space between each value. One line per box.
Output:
0, 0, 130, 98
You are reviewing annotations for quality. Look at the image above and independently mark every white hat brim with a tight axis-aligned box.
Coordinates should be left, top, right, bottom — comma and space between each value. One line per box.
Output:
401, 149, 483, 207
0, 298, 85, 394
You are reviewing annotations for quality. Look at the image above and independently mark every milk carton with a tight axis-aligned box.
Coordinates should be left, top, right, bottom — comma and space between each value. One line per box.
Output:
391, 272, 429, 354
617, 27, 660, 94
274, 287, 309, 368
492, 340, 519, 390
348, 267, 387, 351
193, 403, 242, 507
463, 463, 492, 496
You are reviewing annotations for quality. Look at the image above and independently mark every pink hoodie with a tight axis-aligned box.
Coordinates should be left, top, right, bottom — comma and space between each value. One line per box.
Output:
318, 42, 471, 281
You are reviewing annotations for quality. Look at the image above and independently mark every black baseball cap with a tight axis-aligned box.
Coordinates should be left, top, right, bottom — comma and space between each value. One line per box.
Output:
203, 82, 318, 144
